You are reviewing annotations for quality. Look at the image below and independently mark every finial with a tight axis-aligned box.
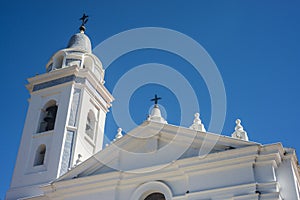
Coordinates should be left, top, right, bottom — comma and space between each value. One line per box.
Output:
115, 128, 123, 139
235, 119, 243, 131
232, 119, 249, 141
150, 94, 162, 107
79, 13, 89, 33
189, 112, 206, 132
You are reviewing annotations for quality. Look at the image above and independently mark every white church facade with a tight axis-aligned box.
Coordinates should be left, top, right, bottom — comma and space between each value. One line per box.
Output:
6, 18, 300, 200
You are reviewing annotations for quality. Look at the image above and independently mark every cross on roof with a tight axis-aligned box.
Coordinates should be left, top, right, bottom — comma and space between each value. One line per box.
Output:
79, 13, 89, 32
151, 94, 162, 105
79, 13, 89, 26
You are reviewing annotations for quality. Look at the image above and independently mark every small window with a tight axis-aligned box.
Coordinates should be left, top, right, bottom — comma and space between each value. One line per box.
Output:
38, 101, 58, 133
65, 58, 81, 68
85, 110, 96, 140
144, 193, 165, 200
46, 63, 53, 72
34, 144, 46, 166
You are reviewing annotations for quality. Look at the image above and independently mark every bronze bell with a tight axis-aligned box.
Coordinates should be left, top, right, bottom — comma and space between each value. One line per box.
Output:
44, 106, 57, 122
43, 106, 57, 131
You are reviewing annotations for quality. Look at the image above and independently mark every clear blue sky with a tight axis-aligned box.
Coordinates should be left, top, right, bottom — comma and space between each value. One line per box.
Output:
1, 1, 300, 199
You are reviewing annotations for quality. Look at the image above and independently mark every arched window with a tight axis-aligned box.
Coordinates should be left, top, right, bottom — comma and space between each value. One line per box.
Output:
46, 63, 53, 72
65, 58, 81, 68
34, 144, 46, 166
38, 101, 58, 133
85, 110, 96, 140
144, 193, 165, 200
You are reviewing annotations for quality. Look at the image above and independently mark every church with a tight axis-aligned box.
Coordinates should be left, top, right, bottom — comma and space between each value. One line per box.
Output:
6, 17, 300, 200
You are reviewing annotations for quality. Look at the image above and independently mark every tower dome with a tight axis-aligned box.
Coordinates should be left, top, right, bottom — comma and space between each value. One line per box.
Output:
45, 14, 105, 83
67, 32, 92, 53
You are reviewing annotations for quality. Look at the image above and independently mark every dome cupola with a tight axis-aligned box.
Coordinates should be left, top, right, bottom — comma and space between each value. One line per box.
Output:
67, 32, 92, 53
67, 14, 92, 53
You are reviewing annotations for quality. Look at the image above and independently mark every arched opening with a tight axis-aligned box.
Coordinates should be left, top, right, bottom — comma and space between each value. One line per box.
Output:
85, 110, 96, 140
65, 58, 81, 68
130, 181, 172, 200
46, 63, 53, 72
38, 100, 58, 133
34, 144, 46, 166
144, 193, 165, 200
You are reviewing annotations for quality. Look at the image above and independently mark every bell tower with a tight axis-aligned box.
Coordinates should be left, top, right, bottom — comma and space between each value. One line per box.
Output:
6, 16, 114, 200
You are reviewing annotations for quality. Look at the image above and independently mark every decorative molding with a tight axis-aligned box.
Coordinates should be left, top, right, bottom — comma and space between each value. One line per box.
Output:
68, 88, 81, 126
59, 131, 75, 176
33, 75, 76, 92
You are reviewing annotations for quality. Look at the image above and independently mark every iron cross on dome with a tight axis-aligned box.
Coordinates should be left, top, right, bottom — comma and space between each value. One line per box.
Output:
151, 94, 162, 105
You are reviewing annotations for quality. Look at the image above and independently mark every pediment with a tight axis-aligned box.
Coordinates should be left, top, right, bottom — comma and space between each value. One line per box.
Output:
55, 120, 259, 182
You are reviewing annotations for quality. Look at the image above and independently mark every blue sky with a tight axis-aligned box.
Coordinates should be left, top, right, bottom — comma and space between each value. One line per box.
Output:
1, 1, 300, 198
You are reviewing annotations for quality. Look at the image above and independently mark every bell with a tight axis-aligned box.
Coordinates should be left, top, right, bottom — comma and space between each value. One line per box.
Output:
44, 106, 57, 122
44, 113, 54, 122
43, 106, 58, 131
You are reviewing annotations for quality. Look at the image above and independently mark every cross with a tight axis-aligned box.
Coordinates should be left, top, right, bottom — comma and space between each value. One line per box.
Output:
79, 13, 89, 26
151, 94, 162, 105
